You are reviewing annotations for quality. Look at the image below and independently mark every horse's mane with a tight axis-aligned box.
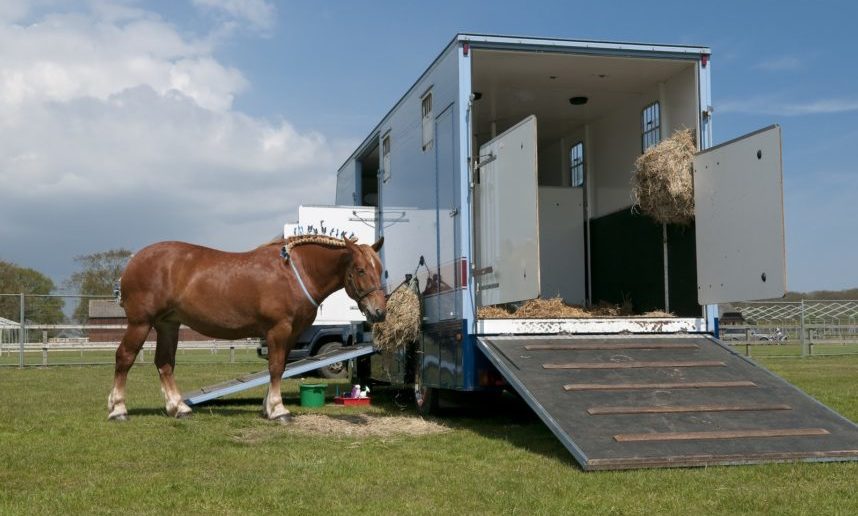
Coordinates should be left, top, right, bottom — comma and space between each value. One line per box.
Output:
260, 234, 355, 252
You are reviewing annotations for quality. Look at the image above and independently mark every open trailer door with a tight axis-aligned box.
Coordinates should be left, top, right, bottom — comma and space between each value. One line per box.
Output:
475, 115, 540, 306
693, 125, 786, 305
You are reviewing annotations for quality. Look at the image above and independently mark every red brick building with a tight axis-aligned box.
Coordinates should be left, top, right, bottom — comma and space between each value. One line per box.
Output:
87, 300, 212, 343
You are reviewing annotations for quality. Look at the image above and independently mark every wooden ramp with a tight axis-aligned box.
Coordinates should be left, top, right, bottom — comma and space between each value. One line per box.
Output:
476, 335, 858, 470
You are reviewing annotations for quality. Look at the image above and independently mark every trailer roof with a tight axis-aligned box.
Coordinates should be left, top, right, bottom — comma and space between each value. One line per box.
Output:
459, 33, 710, 56
339, 33, 710, 170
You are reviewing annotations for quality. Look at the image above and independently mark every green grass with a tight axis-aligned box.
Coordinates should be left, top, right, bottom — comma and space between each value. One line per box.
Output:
1, 356, 858, 514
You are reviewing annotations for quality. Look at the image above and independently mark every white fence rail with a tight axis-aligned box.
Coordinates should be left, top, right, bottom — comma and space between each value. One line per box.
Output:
0, 293, 264, 367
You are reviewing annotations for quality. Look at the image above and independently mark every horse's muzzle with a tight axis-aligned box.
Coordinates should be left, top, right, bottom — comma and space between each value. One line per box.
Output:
366, 308, 386, 323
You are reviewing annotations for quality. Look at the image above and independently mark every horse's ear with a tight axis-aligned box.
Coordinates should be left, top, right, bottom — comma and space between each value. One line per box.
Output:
371, 236, 384, 252
342, 235, 358, 252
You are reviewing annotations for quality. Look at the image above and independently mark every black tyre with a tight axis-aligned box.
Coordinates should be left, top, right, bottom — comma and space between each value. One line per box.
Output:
316, 341, 349, 379
415, 381, 440, 417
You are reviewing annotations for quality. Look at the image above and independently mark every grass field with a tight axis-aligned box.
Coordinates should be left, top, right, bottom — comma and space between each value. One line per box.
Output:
1, 353, 857, 514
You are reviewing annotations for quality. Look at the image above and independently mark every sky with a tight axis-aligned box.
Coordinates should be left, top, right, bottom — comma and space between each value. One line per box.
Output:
1, 0, 856, 293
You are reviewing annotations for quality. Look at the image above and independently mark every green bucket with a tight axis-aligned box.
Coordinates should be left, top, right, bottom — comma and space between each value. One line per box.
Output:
299, 383, 327, 408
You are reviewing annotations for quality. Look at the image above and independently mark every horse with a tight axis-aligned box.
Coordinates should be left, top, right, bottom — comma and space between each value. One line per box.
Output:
107, 234, 386, 422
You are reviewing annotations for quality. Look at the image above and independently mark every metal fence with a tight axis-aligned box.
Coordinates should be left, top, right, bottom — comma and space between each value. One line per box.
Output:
0, 293, 262, 367
723, 300, 858, 358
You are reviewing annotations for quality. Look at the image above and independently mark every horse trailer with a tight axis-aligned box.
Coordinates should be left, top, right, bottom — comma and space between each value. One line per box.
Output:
335, 34, 858, 469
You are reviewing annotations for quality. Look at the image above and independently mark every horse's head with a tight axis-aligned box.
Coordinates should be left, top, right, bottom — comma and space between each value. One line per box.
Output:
343, 236, 387, 323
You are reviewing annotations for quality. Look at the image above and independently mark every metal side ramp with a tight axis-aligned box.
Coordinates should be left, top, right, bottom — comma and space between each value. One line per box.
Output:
182, 344, 375, 406
476, 335, 858, 470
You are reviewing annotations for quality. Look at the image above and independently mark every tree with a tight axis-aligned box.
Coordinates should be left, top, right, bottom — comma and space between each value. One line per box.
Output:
0, 261, 65, 326
66, 249, 133, 322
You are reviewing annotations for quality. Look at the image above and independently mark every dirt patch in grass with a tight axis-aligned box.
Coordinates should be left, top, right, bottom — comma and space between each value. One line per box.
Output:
288, 414, 449, 438
230, 414, 448, 444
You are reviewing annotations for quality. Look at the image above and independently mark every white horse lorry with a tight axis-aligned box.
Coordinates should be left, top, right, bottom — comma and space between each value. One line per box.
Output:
334, 34, 858, 469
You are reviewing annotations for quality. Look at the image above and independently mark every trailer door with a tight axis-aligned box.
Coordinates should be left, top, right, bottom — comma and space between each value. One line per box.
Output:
475, 115, 540, 306
694, 125, 786, 305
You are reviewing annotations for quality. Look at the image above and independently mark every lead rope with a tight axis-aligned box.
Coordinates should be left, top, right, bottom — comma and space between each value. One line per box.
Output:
281, 246, 319, 308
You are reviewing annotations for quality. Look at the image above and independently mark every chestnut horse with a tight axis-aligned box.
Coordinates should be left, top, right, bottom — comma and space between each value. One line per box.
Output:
107, 234, 385, 422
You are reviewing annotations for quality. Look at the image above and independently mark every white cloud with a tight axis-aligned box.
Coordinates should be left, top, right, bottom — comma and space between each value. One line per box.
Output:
754, 56, 803, 72
718, 96, 858, 116
0, 2, 350, 283
0, 9, 244, 111
192, 0, 276, 31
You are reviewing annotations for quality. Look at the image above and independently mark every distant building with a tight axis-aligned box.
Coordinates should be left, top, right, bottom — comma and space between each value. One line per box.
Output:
0, 316, 21, 345
87, 300, 211, 342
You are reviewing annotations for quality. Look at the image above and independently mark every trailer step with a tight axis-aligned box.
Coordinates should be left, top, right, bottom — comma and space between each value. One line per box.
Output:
182, 344, 375, 406
563, 380, 757, 391
477, 335, 858, 470
544, 360, 725, 370
587, 403, 792, 415
613, 428, 831, 443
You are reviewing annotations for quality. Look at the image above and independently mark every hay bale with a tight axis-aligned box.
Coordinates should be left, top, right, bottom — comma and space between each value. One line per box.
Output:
477, 297, 591, 319
476, 296, 676, 319
476, 305, 516, 319
372, 278, 421, 351
641, 310, 675, 317
514, 297, 591, 318
632, 129, 696, 225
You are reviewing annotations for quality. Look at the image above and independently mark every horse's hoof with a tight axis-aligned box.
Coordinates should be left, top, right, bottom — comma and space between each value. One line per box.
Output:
175, 411, 192, 420
273, 413, 293, 424
108, 413, 128, 422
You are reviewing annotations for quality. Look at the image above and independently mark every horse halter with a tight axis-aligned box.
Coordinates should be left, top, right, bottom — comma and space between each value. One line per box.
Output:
346, 269, 385, 303
281, 246, 318, 308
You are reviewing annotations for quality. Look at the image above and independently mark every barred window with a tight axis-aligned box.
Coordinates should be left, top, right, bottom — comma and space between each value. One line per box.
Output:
641, 101, 661, 152
570, 141, 584, 187
421, 91, 433, 151
382, 133, 391, 182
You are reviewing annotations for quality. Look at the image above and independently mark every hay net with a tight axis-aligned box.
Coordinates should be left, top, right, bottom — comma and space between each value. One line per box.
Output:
372, 276, 421, 351
631, 128, 696, 225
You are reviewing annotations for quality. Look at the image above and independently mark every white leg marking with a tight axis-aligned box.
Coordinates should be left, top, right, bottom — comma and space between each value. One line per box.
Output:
160, 371, 191, 418
265, 388, 290, 420
107, 385, 128, 420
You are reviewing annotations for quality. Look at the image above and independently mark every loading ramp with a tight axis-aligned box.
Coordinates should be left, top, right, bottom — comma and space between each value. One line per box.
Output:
182, 344, 375, 406
477, 335, 858, 470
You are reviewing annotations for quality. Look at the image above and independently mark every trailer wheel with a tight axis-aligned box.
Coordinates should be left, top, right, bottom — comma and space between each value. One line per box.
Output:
316, 341, 349, 379
415, 382, 439, 416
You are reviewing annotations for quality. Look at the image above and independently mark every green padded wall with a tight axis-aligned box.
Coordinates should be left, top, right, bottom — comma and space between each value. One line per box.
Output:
590, 209, 699, 317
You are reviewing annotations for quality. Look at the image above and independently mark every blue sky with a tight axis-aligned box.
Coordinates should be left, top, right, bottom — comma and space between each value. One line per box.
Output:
1, 0, 856, 293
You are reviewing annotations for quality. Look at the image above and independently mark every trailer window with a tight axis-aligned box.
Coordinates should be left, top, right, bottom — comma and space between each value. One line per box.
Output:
382, 133, 391, 182
641, 101, 661, 152
421, 91, 433, 151
570, 141, 584, 187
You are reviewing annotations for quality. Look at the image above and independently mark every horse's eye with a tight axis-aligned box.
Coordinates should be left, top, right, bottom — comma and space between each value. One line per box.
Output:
357, 269, 366, 276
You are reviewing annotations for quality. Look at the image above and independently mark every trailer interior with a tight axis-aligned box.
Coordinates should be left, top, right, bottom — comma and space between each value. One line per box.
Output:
471, 49, 702, 317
